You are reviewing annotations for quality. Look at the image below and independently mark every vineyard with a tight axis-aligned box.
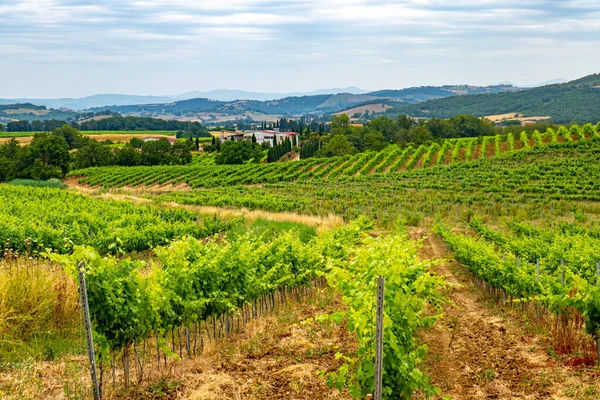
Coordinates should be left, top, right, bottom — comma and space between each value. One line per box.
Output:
2, 122, 600, 399
71, 123, 600, 189
0, 185, 235, 256
437, 220, 600, 361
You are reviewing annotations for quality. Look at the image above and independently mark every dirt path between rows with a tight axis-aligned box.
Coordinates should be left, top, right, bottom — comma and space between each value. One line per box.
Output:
411, 228, 600, 400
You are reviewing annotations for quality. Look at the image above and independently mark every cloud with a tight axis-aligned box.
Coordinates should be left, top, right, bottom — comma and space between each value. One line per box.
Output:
0, 0, 599, 97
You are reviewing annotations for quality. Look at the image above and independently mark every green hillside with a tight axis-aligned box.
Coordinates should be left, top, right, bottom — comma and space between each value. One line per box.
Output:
389, 74, 600, 123
369, 84, 520, 104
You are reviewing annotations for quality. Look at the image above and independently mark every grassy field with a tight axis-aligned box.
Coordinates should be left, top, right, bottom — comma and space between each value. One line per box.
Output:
0, 130, 178, 138
0, 131, 36, 138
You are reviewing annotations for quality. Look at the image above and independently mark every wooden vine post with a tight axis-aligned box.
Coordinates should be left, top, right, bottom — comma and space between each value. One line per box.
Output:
374, 277, 385, 400
536, 259, 540, 324
77, 261, 101, 400
597, 262, 600, 367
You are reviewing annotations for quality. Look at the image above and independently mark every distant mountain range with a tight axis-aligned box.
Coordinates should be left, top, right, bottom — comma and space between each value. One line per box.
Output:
172, 87, 371, 102
0, 87, 371, 110
0, 94, 176, 111
0, 84, 520, 112
82, 84, 521, 117
0, 83, 524, 123
1, 80, 569, 111
3, 75, 598, 125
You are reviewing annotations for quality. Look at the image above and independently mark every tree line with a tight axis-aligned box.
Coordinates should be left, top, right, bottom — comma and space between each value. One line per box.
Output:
267, 138, 294, 162
0, 125, 194, 182
0, 116, 211, 133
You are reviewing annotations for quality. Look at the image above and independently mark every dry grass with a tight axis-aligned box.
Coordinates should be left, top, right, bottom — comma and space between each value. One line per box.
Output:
3, 109, 50, 116
0, 259, 80, 343
0, 258, 85, 400
334, 103, 392, 116
66, 183, 343, 231
484, 113, 551, 122
0, 134, 174, 145
0, 286, 355, 400
79, 115, 114, 122
172, 288, 354, 400
170, 204, 343, 231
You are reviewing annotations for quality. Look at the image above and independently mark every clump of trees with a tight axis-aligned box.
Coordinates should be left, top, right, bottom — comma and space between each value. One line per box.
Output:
215, 140, 263, 165
298, 113, 500, 158
0, 133, 71, 181
0, 125, 195, 183
3, 116, 211, 133
267, 138, 293, 162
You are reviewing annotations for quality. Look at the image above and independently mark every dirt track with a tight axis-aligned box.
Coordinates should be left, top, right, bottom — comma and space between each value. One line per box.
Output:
412, 229, 600, 400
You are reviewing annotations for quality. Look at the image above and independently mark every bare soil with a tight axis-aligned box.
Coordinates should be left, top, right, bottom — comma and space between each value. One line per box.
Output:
414, 152, 425, 169
430, 151, 440, 166
174, 290, 355, 400
458, 146, 467, 162
411, 228, 600, 400
472, 144, 482, 161
0, 288, 354, 400
515, 140, 524, 150
443, 148, 453, 165
485, 143, 495, 158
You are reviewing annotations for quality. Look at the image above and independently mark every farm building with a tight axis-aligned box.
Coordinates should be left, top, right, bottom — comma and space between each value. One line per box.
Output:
242, 130, 298, 146
215, 129, 298, 147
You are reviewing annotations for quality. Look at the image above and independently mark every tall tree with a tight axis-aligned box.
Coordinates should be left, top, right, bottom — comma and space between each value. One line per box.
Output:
316, 134, 356, 157
73, 138, 113, 169
331, 114, 350, 133
215, 141, 262, 165
52, 124, 82, 149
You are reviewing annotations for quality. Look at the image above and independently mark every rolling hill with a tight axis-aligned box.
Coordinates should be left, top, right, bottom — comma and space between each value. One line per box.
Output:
0, 94, 177, 110
368, 84, 520, 104
388, 74, 600, 124
0, 88, 371, 110
87, 84, 522, 119
0, 103, 78, 123
2, 83, 521, 120
88, 94, 383, 116
9, 76, 600, 125
89, 98, 225, 114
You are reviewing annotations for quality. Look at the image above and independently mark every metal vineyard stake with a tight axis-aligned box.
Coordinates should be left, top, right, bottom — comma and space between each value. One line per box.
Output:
78, 261, 101, 400
374, 277, 385, 400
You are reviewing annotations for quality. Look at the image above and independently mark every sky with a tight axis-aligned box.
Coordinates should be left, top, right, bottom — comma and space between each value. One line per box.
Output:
1, 0, 599, 98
